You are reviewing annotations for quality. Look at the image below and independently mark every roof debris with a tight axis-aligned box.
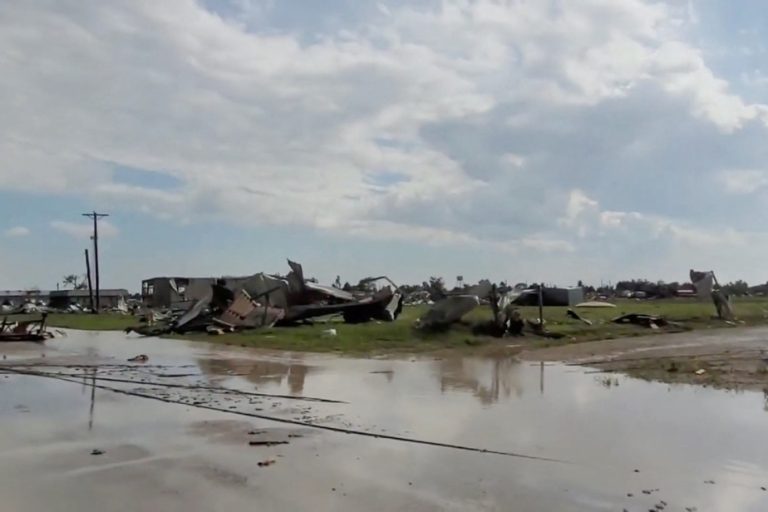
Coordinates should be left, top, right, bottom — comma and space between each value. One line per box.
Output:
126, 260, 403, 336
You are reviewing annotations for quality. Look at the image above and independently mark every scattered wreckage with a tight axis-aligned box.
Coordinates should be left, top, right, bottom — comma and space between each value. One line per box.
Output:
690, 269, 735, 321
0, 313, 55, 342
415, 281, 530, 337
127, 260, 404, 336
126, 264, 740, 341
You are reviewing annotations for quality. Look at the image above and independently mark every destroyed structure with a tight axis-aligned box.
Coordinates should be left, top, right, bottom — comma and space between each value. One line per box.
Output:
415, 282, 581, 334
0, 313, 54, 342
690, 269, 735, 321
0, 289, 51, 307
49, 289, 129, 311
142, 277, 216, 309
129, 260, 403, 336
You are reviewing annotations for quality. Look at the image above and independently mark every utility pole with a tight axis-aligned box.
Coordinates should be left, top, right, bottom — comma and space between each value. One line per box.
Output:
538, 282, 545, 326
84, 248, 94, 313
81, 211, 109, 313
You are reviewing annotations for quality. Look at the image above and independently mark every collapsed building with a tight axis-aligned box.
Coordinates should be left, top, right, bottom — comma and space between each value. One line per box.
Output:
130, 260, 403, 336
142, 277, 215, 309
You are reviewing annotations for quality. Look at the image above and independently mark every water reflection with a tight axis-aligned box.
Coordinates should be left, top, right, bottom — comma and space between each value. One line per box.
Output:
198, 358, 312, 395
5, 331, 768, 512
88, 369, 96, 430
437, 356, 523, 404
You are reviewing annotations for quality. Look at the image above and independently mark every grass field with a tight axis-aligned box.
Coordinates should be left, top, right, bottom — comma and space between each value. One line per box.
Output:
29, 313, 138, 331
18, 297, 768, 354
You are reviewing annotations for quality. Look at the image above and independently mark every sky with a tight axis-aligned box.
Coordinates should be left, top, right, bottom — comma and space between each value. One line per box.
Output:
2, 0, 768, 292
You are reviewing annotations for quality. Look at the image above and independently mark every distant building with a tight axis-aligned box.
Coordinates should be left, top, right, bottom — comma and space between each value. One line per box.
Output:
48, 289, 129, 310
0, 289, 50, 307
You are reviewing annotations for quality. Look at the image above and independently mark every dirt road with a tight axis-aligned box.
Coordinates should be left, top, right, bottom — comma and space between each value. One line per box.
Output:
523, 326, 768, 390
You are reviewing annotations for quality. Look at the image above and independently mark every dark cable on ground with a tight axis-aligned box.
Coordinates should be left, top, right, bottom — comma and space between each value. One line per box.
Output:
0, 366, 566, 464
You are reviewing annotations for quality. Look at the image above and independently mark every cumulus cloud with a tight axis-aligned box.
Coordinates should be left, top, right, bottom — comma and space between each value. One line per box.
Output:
1, 0, 768, 279
50, 220, 119, 240
4, 226, 30, 237
718, 169, 768, 194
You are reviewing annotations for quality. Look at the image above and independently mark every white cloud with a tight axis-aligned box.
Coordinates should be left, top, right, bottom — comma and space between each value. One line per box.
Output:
50, 220, 119, 240
561, 190, 599, 227
718, 169, 768, 194
1, 0, 768, 282
4, 226, 30, 237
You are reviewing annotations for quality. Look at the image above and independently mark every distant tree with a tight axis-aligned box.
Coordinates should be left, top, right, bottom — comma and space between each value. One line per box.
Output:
427, 276, 447, 301
356, 277, 377, 292
63, 274, 82, 289
398, 283, 422, 294
723, 280, 749, 296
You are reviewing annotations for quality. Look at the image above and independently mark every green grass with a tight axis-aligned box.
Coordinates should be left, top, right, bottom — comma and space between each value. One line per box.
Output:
503, 296, 768, 347
10, 313, 138, 331
172, 304, 502, 355
20, 297, 768, 355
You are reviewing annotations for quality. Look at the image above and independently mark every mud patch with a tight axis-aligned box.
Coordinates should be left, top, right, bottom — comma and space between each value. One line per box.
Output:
524, 326, 768, 390
187, 420, 312, 445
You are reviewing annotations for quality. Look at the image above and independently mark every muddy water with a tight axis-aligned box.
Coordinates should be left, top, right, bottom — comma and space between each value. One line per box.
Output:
1, 331, 768, 511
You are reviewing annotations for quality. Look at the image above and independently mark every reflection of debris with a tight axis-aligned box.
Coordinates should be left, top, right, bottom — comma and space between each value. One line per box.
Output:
1, 364, 562, 463
0, 313, 54, 342
127, 260, 403, 336
249, 441, 289, 446
257, 459, 277, 467
127, 354, 149, 363
566, 309, 592, 325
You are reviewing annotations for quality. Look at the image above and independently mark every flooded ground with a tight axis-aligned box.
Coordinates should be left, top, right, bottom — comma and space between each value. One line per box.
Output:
2, 331, 768, 511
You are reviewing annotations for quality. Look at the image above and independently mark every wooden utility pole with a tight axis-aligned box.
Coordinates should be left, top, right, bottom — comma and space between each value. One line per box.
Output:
81, 211, 109, 313
538, 283, 544, 326
84, 248, 94, 313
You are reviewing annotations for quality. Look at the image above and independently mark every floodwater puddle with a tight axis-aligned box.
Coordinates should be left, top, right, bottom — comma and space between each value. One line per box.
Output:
1, 330, 768, 511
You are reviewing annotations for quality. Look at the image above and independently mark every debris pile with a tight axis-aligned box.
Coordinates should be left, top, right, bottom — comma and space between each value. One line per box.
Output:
415, 281, 531, 337
690, 269, 735, 321
0, 313, 54, 342
127, 260, 403, 336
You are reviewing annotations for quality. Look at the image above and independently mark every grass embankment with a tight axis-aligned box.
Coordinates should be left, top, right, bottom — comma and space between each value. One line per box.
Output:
31, 313, 138, 331
24, 297, 768, 354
